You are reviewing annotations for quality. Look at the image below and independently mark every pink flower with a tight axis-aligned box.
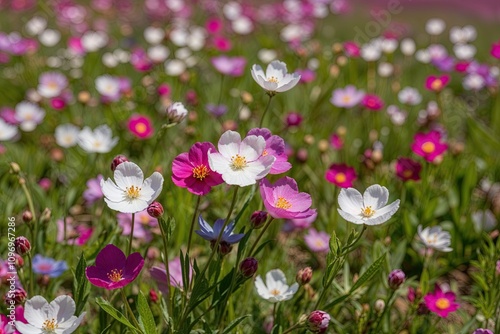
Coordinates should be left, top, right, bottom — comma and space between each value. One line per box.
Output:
213, 36, 232, 51
330, 85, 364, 108
206, 18, 223, 34
150, 257, 192, 292
83, 175, 104, 205
325, 163, 357, 188
158, 83, 171, 96
117, 209, 158, 242
362, 94, 384, 111
411, 130, 448, 162
56, 217, 93, 246
425, 74, 450, 92
285, 112, 303, 128
304, 228, 330, 253
330, 134, 344, 150
247, 128, 291, 174
260, 176, 316, 220
424, 285, 459, 318
491, 40, 500, 59
297, 68, 316, 83
172, 142, 224, 195
395, 157, 422, 181
68, 36, 85, 56
128, 114, 154, 139
284, 211, 318, 231
343, 41, 360, 58
211, 56, 247, 76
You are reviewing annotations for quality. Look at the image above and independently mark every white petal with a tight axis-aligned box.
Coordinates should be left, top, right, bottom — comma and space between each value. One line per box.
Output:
104, 198, 148, 213
338, 209, 364, 224
363, 184, 389, 209
276, 74, 300, 92
265, 269, 287, 288
114, 162, 144, 190
250, 156, 275, 180
338, 188, 363, 215
266, 60, 287, 80
365, 200, 400, 225
222, 170, 256, 187
52, 295, 76, 323
23, 295, 49, 327
218, 130, 241, 158
140, 172, 164, 203
60, 312, 85, 333
208, 152, 230, 174
254, 275, 270, 298
14, 322, 40, 334
240, 135, 265, 161
101, 178, 125, 202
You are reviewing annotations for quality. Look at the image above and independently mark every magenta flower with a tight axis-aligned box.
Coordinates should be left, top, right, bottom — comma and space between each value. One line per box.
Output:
362, 94, 384, 111
56, 217, 93, 246
491, 40, 500, 59
128, 114, 153, 139
85, 244, 144, 290
172, 142, 224, 195
83, 175, 103, 205
150, 257, 192, 293
247, 128, 291, 174
325, 163, 357, 188
260, 176, 316, 220
395, 157, 422, 181
425, 74, 450, 92
304, 228, 330, 253
211, 56, 247, 77
117, 209, 158, 242
343, 41, 360, 57
424, 285, 459, 318
411, 131, 448, 162
330, 134, 344, 150
330, 85, 364, 108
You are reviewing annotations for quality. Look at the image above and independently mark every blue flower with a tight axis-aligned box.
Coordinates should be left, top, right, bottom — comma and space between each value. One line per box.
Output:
32, 255, 68, 277
195, 215, 244, 245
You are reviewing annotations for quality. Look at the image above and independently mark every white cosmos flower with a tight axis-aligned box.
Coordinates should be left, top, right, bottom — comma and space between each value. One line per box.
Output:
101, 161, 164, 213
449, 25, 476, 44
81, 31, 108, 52
144, 26, 165, 44
254, 269, 299, 303
400, 38, 416, 56
15, 101, 45, 132
15, 295, 85, 334
337, 184, 400, 225
208, 130, 275, 187
251, 60, 301, 94
398, 87, 422, 106
417, 225, 452, 252
0, 119, 18, 141
360, 43, 381, 62
77, 125, 118, 153
95, 75, 120, 99
55, 124, 80, 148
425, 18, 446, 36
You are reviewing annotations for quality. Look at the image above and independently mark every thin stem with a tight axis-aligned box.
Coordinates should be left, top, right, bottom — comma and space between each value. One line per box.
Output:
272, 303, 278, 323
126, 213, 136, 256
259, 94, 274, 128
187, 196, 202, 254
247, 217, 274, 257
340, 225, 368, 257
27, 252, 34, 296
373, 289, 397, 333
282, 323, 303, 334
157, 215, 172, 316
217, 74, 224, 106
19, 177, 37, 222
120, 289, 141, 331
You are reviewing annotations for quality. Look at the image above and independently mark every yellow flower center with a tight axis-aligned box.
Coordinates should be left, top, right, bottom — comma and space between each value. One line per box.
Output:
107, 269, 123, 282
47, 81, 58, 90
342, 95, 351, 103
270, 289, 281, 296
431, 79, 443, 91
268, 76, 279, 83
334, 172, 347, 183
42, 318, 58, 332
402, 170, 413, 178
262, 149, 268, 156
125, 185, 141, 199
361, 206, 375, 217
230, 154, 247, 170
192, 164, 209, 180
435, 297, 450, 310
275, 196, 292, 209
421, 141, 435, 154
315, 240, 326, 248
135, 123, 147, 134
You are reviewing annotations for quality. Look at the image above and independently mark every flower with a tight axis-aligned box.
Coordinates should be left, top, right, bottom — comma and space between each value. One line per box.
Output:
284, 211, 318, 231
296, 267, 313, 285
304, 228, 330, 253
250, 60, 300, 94
100, 161, 164, 213
254, 269, 299, 303
83, 175, 103, 205
208, 130, 275, 187
95, 75, 120, 101
206, 104, 228, 117
117, 209, 158, 242
395, 157, 422, 181
247, 128, 291, 174
425, 74, 450, 92
330, 85, 364, 108
172, 142, 224, 195
417, 225, 452, 252
337, 184, 400, 225
425, 18, 446, 36
398, 87, 422, 106
55, 124, 80, 148
32, 255, 67, 277
85, 244, 144, 290
260, 176, 316, 220
37, 72, 67, 98
307, 310, 330, 333
78, 125, 118, 153
14, 295, 85, 334
239, 258, 258, 278
211, 56, 247, 76
0, 118, 18, 141
15, 101, 45, 132
343, 41, 360, 57
473, 329, 494, 334
424, 285, 459, 318
127, 114, 153, 139
56, 218, 93, 246
150, 257, 192, 292
491, 40, 500, 59
250, 210, 269, 229
388, 269, 405, 289
411, 130, 448, 162
196, 215, 244, 253
325, 163, 357, 188
0, 314, 15, 334
166, 102, 188, 123
362, 94, 384, 111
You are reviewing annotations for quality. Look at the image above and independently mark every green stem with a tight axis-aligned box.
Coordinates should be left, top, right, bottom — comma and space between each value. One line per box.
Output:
373, 289, 397, 333
27, 252, 34, 296
259, 94, 274, 128
247, 217, 274, 257
217, 74, 224, 106
157, 216, 172, 316
120, 289, 141, 332
282, 323, 304, 334
187, 196, 202, 254
127, 213, 135, 256
19, 178, 37, 222
340, 225, 368, 257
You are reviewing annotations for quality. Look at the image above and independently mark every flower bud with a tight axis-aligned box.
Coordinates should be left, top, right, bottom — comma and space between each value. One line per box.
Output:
296, 267, 313, 285
239, 257, 258, 278
250, 211, 268, 229
37, 275, 51, 287
13, 254, 24, 268
4, 288, 27, 305
374, 299, 385, 313
111, 155, 129, 171
307, 310, 330, 333
166, 102, 188, 124
40, 208, 51, 224
149, 289, 159, 303
147, 202, 164, 218
285, 112, 303, 128
211, 240, 232, 256
22, 210, 33, 223
14, 237, 31, 256
388, 269, 405, 289
9, 162, 21, 174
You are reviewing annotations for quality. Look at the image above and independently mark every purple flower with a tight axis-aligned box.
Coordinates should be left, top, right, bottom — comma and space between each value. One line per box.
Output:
32, 255, 67, 277
211, 56, 247, 76
472, 329, 493, 334
330, 85, 364, 108
195, 215, 244, 245
247, 128, 291, 174
150, 257, 192, 292
206, 103, 228, 117
83, 175, 103, 206
283, 211, 318, 232
85, 244, 144, 290
56, 217, 93, 246
304, 228, 330, 253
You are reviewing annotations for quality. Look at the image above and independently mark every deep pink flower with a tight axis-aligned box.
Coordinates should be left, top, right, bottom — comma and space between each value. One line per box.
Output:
85, 244, 144, 290
424, 285, 459, 318
411, 131, 448, 162
395, 157, 422, 181
362, 94, 384, 111
297, 68, 316, 83
325, 163, 357, 188
128, 114, 154, 139
343, 41, 360, 58
68, 36, 85, 56
130, 48, 152, 72
247, 128, 291, 174
260, 176, 316, 219
211, 56, 247, 76
158, 83, 171, 96
304, 228, 330, 253
425, 75, 450, 92
56, 217, 93, 246
213, 36, 232, 51
455, 61, 470, 73
330, 134, 344, 150
307, 310, 330, 333
206, 18, 223, 34
0, 107, 18, 125
172, 142, 224, 195
50, 97, 66, 110
491, 40, 500, 59
285, 112, 303, 128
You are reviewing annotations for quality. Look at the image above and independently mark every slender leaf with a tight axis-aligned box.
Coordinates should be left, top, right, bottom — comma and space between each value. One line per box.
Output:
349, 253, 386, 293
95, 297, 139, 333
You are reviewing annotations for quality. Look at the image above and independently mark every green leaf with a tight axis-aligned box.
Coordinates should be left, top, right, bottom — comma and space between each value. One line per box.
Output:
349, 253, 386, 293
73, 252, 90, 315
222, 315, 251, 334
95, 297, 139, 333
137, 292, 156, 334
323, 294, 350, 310
329, 230, 341, 255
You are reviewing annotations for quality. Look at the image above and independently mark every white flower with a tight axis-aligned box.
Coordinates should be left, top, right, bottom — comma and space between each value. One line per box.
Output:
148, 45, 169, 63
37, 72, 68, 98
25, 16, 47, 36
251, 60, 300, 94
77, 125, 118, 153
164, 59, 186, 76
417, 225, 452, 252
400, 38, 416, 56
81, 31, 108, 52
360, 43, 381, 62
15, 295, 85, 334
15, 101, 45, 132
257, 49, 277, 64
337, 184, 400, 225
377, 62, 393, 78
39, 29, 61, 47
255, 269, 299, 303
232, 16, 254, 35
453, 44, 476, 60
95, 75, 120, 99
381, 38, 398, 54
415, 49, 431, 64
0, 119, 18, 141
425, 18, 446, 36
102, 53, 118, 68
101, 161, 163, 213
463, 73, 485, 91
208, 130, 275, 187
55, 124, 80, 148
144, 26, 165, 44
398, 87, 422, 106
450, 25, 476, 44
166, 102, 188, 123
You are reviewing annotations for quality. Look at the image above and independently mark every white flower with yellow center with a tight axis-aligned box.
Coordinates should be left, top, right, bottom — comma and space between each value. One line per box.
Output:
337, 184, 400, 225
250, 60, 301, 94
208, 130, 275, 187
55, 124, 80, 148
417, 225, 452, 252
101, 161, 164, 213
77, 125, 118, 153
254, 269, 299, 303
15, 295, 85, 334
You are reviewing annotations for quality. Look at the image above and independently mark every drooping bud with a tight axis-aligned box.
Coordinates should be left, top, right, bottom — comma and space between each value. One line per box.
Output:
374, 299, 385, 313
296, 267, 313, 285
239, 257, 258, 278
111, 155, 129, 172
14, 237, 31, 256
250, 211, 268, 229
307, 310, 330, 333
147, 202, 164, 218
388, 269, 405, 290
166, 102, 188, 124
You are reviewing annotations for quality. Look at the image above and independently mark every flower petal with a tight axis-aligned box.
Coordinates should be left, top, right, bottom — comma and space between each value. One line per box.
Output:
254, 275, 271, 299
337, 209, 364, 224
51, 295, 76, 323
114, 162, 144, 190
363, 184, 389, 209
218, 130, 241, 158
265, 269, 287, 288
100, 178, 125, 202
95, 244, 126, 270
140, 172, 164, 203
338, 188, 363, 215
23, 295, 49, 327
240, 135, 265, 161
365, 200, 400, 225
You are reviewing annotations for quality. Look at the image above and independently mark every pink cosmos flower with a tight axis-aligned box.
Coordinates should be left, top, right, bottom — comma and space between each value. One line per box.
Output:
130, 47, 153, 72
68, 36, 85, 56
304, 228, 330, 253
330, 134, 343, 150
297, 68, 316, 83
56, 217, 93, 246
284, 211, 318, 232
117, 209, 158, 242
362, 94, 384, 111
425, 74, 450, 92
211, 56, 247, 76
424, 285, 459, 318
206, 18, 223, 34
158, 83, 171, 96
260, 176, 316, 220
325, 163, 357, 188
0, 314, 15, 333
0, 107, 18, 125
83, 175, 103, 205
395, 157, 422, 181
37, 72, 68, 99
247, 128, 291, 174
128, 114, 154, 139
343, 41, 360, 58
213, 36, 232, 51
330, 85, 364, 108
411, 131, 448, 162
172, 142, 224, 195
285, 112, 303, 128
85, 244, 144, 290
491, 40, 500, 59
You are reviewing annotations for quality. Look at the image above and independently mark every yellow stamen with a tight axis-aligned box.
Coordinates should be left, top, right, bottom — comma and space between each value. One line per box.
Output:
230, 154, 247, 170
268, 76, 279, 83
361, 206, 375, 217
275, 196, 292, 209
192, 164, 209, 180
402, 170, 413, 178
435, 297, 450, 310
342, 95, 351, 103
334, 172, 347, 183
125, 185, 141, 199
431, 79, 442, 91
421, 142, 435, 154
270, 289, 281, 296
42, 318, 58, 332
135, 123, 147, 134
107, 269, 123, 282
262, 149, 268, 156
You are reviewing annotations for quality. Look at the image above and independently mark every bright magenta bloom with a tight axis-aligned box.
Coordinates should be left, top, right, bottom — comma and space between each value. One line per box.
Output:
260, 176, 316, 219
424, 285, 459, 318
343, 41, 360, 58
425, 74, 450, 92
85, 244, 144, 290
411, 131, 448, 162
325, 163, 357, 188
128, 114, 153, 139
361, 94, 384, 111
395, 157, 422, 181
172, 142, 224, 195
491, 40, 500, 59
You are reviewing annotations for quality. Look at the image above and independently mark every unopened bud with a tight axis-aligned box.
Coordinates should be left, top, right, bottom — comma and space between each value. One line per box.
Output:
296, 267, 313, 285
374, 299, 385, 313
241, 91, 253, 104
211, 240, 232, 256
307, 310, 330, 333
14, 237, 31, 256
388, 269, 405, 289
166, 102, 188, 124
250, 211, 268, 229
4, 288, 27, 305
149, 289, 159, 303
13, 254, 24, 268
111, 155, 129, 171
239, 257, 258, 278
147, 202, 164, 218
9, 162, 21, 174
37, 275, 50, 287
40, 208, 51, 224
22, 210, 33, 223
285, 112, 303, 128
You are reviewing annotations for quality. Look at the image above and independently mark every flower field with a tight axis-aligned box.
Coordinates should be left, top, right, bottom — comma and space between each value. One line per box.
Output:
1, 1, 500, 333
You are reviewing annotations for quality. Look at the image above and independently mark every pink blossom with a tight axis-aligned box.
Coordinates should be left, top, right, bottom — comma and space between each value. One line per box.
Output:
128, 114, 154, 139
395, 157, 422, 181
158, 83, 171, 96
491, 40, 500, 59
206, 18, 223, 34
83, 175, 103, 205
330, 85, 364, 108
117, 209, 158, 242
304, 228, 330, 253
213, 36, 232, 51
325, 163, 357, 188
362, 94, 384, 111
424, 285, 459, 318
284, 211, 317, 232
56, 217, 93, 246
211, 56, 247, 76
150, 257, 192, 292
343, 41, 360, 57
425, 74, 450, 92
330, 134, 343, 150
247, 128, 291, 174
411, 130, 448, 162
